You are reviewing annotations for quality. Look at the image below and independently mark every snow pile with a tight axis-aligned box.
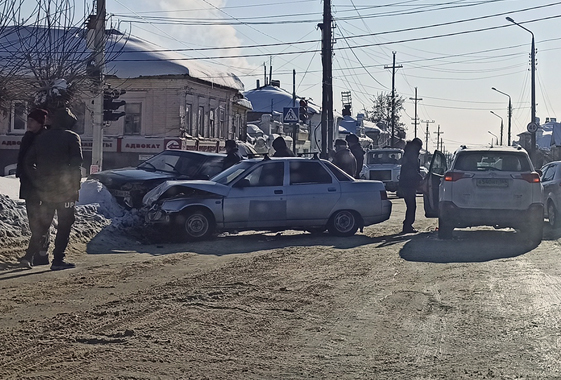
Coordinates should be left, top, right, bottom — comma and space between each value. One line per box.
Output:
0, 177, 148, 265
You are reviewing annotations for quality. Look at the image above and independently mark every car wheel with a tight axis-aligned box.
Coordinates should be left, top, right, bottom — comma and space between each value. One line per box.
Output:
547, 201, 560, 228
328, 210, 359, 237
438, 217, 454, 239
178, 209, 215, 241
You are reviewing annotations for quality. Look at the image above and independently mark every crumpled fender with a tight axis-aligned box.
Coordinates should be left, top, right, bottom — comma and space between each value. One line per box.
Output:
142, 180, 230, 206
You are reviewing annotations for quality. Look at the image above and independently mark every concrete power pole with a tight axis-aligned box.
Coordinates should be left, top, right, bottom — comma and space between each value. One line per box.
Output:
319, 0, 333, 158
421, 119, 434, 151
91, 0, 105, 173
434, 124, 444, 151
385, 52, 402, 147
409, 87, 422, 138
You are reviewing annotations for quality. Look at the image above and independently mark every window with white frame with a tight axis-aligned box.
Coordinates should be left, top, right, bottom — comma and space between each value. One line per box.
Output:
209, 109, 215, 138
124, 102, 142, 135
185, 103, 193, 137
10, 101, 27, 134
197, 106, 204, 137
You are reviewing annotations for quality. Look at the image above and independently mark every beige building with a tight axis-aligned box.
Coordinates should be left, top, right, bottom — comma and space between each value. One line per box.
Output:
0, 29, 251, 175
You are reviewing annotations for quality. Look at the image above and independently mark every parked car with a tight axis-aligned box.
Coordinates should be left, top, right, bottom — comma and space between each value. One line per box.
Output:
143, 156, 392, 241
423, 146, 543, 243
89, 150, 226, 209
359, 148, 403, 192
540, 161, 561, 227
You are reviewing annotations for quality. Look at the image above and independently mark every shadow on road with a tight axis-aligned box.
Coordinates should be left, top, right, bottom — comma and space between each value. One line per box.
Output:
400, 229, 536, 263
85, 226, 404, 257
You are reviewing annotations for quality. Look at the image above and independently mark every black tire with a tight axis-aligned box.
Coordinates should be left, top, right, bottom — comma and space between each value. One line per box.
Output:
438, 217, 454, 239
521, 222, 543, 246
177, 209, 215, 241
328, 210, 359, 237
547, 201, 561, 228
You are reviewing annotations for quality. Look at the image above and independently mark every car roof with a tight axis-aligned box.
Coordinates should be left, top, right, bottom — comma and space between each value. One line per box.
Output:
161, 149, 226, 157
453, 145, 528, 154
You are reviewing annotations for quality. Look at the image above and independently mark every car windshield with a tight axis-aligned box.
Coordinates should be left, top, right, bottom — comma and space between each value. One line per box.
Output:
211, 161, 256, 184
454, 152, 532, 172
366, 151, 403, 165
138, 151, 215, 177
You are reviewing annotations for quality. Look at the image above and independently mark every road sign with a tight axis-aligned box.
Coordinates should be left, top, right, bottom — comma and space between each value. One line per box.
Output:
527, 122, 538, 133
283, 107, 299, 123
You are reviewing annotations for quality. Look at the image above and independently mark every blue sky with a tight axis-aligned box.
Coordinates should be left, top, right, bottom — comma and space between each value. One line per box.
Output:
32, 0, 561, 152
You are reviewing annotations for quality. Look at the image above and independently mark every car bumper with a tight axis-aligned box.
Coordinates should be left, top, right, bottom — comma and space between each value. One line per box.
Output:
363, 200, 392, 226
439, 201, 544, 229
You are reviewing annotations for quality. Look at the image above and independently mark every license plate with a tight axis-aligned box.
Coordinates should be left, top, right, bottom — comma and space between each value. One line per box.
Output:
476, 178, 508, 187
110, 189, 130, 198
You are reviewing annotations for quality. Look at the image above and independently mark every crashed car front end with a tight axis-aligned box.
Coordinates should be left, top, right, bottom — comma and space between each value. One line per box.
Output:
142, 180, 229, 226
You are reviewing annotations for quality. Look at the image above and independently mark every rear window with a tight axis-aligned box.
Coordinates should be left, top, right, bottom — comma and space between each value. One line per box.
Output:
454, 152, 531, 172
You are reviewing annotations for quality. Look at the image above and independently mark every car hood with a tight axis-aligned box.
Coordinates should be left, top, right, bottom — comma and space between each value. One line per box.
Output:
91, 168, 175, 183
143, 180, 230, 206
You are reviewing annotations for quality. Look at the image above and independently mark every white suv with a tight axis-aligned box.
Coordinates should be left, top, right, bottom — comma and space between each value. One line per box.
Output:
423, 146, 543, 243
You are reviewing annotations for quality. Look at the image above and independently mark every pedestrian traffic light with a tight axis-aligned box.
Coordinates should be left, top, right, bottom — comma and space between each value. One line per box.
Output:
103, 89, 126, 121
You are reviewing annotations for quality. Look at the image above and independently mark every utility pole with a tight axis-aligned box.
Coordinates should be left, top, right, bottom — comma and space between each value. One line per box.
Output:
421, 119, 434, 151
409, 87, 422, 138
319, 0, 333, 158
384, 52, 402, 147
434, 124, 444, 151
91, 0, 106, 173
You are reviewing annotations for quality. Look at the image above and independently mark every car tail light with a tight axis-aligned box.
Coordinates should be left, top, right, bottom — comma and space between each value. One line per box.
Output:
380, 190, 388, 200
444, 171, 465, 182
519, 172, 541, 183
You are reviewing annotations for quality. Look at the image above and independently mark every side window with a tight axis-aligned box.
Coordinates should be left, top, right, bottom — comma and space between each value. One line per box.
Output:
241, 162, 284, 187
430, 152, 447, 175
542, 165, 555, 182
290, 161, 332, 184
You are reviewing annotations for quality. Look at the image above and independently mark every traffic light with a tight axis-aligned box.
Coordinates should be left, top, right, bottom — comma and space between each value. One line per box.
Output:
103, 89, 126, 121
299, 99, 308, 123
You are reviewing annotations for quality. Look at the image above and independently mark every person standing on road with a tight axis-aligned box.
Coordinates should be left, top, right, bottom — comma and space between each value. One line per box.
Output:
272, 136, 295, 157
345, 133, 365, 178
17, 109, 51, 268
25, 107, 83, 271
399, 137, 423, 234
332, 139, 357, 177
222, 139, 243, 170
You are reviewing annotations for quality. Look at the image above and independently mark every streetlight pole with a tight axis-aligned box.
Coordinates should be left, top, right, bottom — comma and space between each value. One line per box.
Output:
491, 87, 512, 146
490, 111, 504, 145
488, 131, 499, 146
506, 16, 536, 157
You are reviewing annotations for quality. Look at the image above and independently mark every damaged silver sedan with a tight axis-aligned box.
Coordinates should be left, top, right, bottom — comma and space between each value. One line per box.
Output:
142, 157, 392, 241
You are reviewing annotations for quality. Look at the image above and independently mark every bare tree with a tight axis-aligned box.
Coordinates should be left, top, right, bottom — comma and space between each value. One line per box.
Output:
0, 0, 125, 112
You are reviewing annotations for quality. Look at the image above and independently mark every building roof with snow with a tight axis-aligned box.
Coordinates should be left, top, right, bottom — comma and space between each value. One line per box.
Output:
0, 26, 244, 91
243, 84, 320, 114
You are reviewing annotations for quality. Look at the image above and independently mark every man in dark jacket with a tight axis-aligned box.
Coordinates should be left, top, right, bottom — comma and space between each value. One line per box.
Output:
222, 139, 243, 170
398, 137, 423, 233
332, 139, 357, 177
345, 133, 365, 178
272, 136, 295, 157
25, 107, 83, 270
17, 109, 50, 268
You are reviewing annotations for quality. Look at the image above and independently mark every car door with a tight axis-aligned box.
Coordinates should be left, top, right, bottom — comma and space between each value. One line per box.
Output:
284, 160, 340, 225
222, 161, 287, 229
423, 150, 447, 218
541, 163, 558, 210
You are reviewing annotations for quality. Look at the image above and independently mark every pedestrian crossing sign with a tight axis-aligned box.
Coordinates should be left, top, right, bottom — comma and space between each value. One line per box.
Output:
283, 107, 299, 123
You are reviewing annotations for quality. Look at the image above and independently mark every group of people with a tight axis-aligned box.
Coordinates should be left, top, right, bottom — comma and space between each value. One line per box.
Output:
17, 107, 83, 271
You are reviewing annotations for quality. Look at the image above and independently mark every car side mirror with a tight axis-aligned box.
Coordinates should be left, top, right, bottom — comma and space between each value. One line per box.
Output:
233, 178, 250, 188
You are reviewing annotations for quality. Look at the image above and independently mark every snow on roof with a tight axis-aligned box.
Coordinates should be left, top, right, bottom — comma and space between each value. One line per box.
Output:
0, 26, 244, 91
243, 85, 320, 114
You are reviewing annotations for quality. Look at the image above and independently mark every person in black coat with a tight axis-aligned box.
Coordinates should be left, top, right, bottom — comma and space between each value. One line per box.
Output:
345, 133, 365, 178
332, 139, 357, 177
222, 139, 243, 170
398, 138, 423, 233
24, 107, 83, 270
17, 109, 51, 268
272, 136, 295, 157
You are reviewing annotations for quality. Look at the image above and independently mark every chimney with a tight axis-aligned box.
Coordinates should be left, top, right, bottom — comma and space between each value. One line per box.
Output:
256, 79, 260, 89
271, 79, 281, 87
